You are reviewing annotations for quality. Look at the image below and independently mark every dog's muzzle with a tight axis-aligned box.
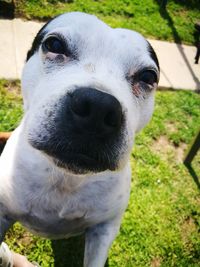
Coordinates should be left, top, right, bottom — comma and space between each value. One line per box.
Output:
29, 87, 125, 173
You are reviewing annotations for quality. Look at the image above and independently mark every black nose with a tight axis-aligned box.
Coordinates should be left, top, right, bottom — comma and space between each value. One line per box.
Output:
68, 87, 123, 136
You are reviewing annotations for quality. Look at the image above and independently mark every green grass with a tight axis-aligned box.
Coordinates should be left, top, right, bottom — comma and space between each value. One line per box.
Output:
14, 0, 200, 45
0, 80, 23, 131
0, 80, 200, 267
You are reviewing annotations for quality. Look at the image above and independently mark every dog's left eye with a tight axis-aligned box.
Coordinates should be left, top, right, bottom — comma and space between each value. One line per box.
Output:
43, 36, 66, 54
138, 70, 158, 86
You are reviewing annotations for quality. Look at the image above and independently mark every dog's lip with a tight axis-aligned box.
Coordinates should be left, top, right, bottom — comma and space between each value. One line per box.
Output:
30, 139, 97, 164
29, 139, 116, 172
50, 150, 100, 167
64, 151, 98, 163
49, 150, 114, 173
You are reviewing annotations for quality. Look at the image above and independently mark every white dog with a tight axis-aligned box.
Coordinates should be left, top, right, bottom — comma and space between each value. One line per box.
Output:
0, 12, 159, 267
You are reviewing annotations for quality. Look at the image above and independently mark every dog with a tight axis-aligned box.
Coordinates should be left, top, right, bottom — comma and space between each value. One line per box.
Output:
0, 12, 159, 267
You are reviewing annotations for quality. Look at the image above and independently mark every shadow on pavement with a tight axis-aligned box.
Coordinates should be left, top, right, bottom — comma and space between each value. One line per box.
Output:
156, 1, 200, 89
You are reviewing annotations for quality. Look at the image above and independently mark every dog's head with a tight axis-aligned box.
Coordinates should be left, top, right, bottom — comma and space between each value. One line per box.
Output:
22, 12, 159, 174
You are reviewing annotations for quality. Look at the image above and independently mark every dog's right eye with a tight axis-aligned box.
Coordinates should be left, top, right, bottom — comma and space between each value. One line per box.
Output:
42, 36, 66, 54
138, 70, 158, 86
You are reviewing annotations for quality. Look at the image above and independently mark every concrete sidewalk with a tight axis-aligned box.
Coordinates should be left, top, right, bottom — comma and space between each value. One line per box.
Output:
0, 18, 199, 90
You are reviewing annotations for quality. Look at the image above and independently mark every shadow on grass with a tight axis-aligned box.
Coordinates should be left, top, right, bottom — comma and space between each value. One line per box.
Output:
51, 235, 85, 267
172, 0, 200, 10
156, 0, 181, 44
0, 1, 14, 18
52, 235, 109, 267
184, 163, 200, 190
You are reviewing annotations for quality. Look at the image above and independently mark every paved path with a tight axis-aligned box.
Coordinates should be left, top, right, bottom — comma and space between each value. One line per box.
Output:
0, 18, 199, 90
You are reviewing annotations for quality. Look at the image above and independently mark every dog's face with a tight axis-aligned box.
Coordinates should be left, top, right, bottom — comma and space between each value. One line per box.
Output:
22, 12, 159, 174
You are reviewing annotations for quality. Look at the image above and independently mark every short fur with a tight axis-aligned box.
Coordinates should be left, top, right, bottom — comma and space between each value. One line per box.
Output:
0, 12, 159, 267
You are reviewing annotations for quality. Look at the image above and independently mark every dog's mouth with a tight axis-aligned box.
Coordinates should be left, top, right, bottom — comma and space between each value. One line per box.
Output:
50, 151, 116, 174
29, 136, 119, 174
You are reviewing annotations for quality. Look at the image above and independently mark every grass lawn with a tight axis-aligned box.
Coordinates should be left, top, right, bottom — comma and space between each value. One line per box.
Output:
0, 79, 200, 266
13, 0, 200, 46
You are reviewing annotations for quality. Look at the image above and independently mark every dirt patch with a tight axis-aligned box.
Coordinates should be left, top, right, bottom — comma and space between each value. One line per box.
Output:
176, 143, 187, 163
4, 80, 21, 96
166, 122, 177, 134
152, 136, 171, 154
181, 217, 198, 246
18, 232, 33, 247
152, 136, 187, 163
151, 257, 162, 267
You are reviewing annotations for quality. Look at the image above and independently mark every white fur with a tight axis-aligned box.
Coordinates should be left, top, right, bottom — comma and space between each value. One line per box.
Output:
0, 12, 159, 267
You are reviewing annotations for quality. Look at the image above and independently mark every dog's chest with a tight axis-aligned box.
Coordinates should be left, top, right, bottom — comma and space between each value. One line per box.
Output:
20, 175, 127, 238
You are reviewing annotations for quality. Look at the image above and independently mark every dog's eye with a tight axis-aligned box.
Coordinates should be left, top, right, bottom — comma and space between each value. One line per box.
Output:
138, 70, 158, 86
43, 36, 65, 54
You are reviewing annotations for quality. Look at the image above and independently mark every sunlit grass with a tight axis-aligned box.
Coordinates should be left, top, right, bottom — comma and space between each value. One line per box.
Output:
1, 80, 200, 266
14, 0, 200, 45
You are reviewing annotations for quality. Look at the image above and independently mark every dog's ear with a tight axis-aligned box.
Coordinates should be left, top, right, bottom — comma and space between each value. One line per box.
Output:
26, 15, 61, 61
26, 27, 46, 61
146, 41, 160, 71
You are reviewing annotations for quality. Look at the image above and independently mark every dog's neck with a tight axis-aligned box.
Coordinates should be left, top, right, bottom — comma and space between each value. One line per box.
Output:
0, 121, 130, 222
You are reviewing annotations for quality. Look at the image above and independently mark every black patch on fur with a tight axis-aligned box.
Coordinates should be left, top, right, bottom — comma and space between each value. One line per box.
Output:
26, 15, 61, 61
147, 41, 160, 70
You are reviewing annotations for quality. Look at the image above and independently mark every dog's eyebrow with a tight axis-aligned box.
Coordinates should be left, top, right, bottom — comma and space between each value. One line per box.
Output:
26, 15, 61, 61
146, 41, 160, 71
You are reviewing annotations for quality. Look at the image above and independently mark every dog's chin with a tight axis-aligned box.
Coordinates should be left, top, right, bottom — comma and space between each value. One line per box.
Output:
29, 138, 120, 174
51, 154, 117, 174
